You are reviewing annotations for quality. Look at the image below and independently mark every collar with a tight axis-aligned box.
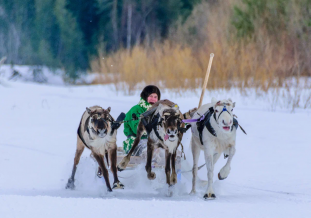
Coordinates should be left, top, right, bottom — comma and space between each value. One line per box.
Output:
138, 98, 152, 110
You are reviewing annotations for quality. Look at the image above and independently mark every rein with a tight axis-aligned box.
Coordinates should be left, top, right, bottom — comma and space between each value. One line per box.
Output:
182, 114, 205, 123
182, 103, 231, 124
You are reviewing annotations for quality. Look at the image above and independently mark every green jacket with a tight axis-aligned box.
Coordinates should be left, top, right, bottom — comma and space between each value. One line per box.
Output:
123, 98, 152, 153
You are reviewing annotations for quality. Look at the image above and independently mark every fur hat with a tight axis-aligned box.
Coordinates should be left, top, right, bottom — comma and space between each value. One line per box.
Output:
140, 85, 161, 102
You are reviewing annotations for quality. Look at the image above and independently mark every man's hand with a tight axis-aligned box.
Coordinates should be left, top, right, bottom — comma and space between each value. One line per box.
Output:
111, 122, 121, 130
110, 112, 125, 135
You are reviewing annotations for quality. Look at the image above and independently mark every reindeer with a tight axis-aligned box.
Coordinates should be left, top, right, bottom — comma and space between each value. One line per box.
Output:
117, 100, 189, 189
66, 106, 124, 192
190, 98, 244, 199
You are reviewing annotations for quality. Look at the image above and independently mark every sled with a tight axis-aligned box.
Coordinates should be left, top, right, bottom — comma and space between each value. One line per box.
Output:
116, 146, 181, 170
115, 146, 183, 181
115, 146, 209, 186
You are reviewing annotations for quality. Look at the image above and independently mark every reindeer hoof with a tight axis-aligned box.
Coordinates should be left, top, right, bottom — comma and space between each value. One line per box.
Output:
167, 185, 174, 197
189, 190, 196, 195
107, 187, 113, 192
203, 193, 216, 200
147, 172, 156, 180
117, 158, 129, 171
112, 182, 125, 189
218, 172, 227, 180
97, 167, 102, 178
65, 178, 75, 190
170, 177, 177, 185
117, 166, 124, 172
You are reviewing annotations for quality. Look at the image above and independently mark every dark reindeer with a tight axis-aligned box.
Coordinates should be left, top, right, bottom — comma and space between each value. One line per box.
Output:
66, 106, 124, 192
118, 100, 190, 190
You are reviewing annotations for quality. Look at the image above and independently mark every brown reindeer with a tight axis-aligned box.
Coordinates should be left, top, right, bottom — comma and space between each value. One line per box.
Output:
117, 100, 191, 189
66, 106, 124, 192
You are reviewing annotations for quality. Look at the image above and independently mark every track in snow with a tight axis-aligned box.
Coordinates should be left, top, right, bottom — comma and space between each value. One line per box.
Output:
0, 80, 311, 217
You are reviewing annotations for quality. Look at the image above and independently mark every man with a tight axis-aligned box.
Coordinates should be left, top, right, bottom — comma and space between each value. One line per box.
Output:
123, 85, 161, 156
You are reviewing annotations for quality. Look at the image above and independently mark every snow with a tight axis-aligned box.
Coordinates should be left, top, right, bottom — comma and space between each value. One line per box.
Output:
0, 74, 311, 217
0, 64, 96, 85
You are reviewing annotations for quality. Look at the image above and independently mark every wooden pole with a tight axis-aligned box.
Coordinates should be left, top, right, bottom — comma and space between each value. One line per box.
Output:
198, 53, 214, 108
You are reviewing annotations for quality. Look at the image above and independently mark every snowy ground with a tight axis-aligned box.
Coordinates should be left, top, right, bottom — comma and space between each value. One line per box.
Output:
0, 75, 311, 217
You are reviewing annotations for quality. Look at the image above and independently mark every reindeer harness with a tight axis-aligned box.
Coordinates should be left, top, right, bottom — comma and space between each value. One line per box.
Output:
183, 103, 246, 145
140, 112, 189, 142
77, 111, 115, 149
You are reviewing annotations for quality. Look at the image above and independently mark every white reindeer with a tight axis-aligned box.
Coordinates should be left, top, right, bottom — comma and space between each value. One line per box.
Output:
190, 98, 238, 199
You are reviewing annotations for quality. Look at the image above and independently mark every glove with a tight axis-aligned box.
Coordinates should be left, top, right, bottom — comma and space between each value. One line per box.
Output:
110, 112, 126, 135
132, 113, 139, 120
111, 122, 121, 130
142, 113, 160, 134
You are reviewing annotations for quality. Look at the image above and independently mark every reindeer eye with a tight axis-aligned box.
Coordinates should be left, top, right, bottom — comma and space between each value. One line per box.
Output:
231, 109, 233, 111
215, 110, 218, 113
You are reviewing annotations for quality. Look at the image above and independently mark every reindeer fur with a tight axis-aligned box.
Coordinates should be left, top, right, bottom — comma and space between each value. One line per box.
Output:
66, 106, 123, 192
190, 98, 237, 199
118, 100, 186, 188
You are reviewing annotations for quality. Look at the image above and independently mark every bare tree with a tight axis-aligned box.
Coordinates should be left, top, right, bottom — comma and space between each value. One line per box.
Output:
127, 0, 132, 53
135, 0, 153, 46
112, 0, 119, 50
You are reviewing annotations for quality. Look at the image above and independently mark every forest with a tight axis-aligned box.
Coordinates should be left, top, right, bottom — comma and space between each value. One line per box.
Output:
1, 0, 311, 95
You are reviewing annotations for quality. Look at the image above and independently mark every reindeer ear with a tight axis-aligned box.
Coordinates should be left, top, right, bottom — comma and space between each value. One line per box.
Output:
174, 104, 179, 110
233, 102, 236, 108
86, 107, 92, 114
107, 107, 111, 112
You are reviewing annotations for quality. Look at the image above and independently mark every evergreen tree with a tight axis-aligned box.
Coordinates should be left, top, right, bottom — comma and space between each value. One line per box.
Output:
0, 0, 201, 79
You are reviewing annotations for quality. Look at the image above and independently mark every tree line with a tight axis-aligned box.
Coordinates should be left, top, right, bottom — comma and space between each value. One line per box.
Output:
1, 0, 310, 81
0, 0, 198, 79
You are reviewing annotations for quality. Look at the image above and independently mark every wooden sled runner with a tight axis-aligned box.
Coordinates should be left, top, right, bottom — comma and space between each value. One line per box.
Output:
116, 146, 182, 172
115, 146, 208, 186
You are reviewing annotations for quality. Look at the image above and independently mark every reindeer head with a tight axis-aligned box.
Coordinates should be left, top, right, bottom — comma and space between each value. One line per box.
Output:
161, 108, 181, 142
86, 107, 112, 138
213, 99, 235, 133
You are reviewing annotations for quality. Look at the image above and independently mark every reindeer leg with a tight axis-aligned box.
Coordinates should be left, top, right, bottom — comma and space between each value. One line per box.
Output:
145, 139, 156, 180
165, 150, 172, 186
203, 147, 216, 199
213, 152, 221, 165
97, 152, 108, 178
92, 151, 112, 192
118, 122, 145, 171
109, 145, 124, 189
190, 136, 200, 195
165, 150, 174, 197
218, 145, 236, 180
66, 136, 85, 190
170, 150, 177, 185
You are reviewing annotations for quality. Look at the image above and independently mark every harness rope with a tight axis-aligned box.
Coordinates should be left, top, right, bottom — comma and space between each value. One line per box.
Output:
181, 104, 247, 145
122, 109, 190, 142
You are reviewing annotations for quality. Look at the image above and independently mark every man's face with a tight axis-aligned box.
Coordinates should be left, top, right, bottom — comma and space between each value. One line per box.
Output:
147, 93, 158, 105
